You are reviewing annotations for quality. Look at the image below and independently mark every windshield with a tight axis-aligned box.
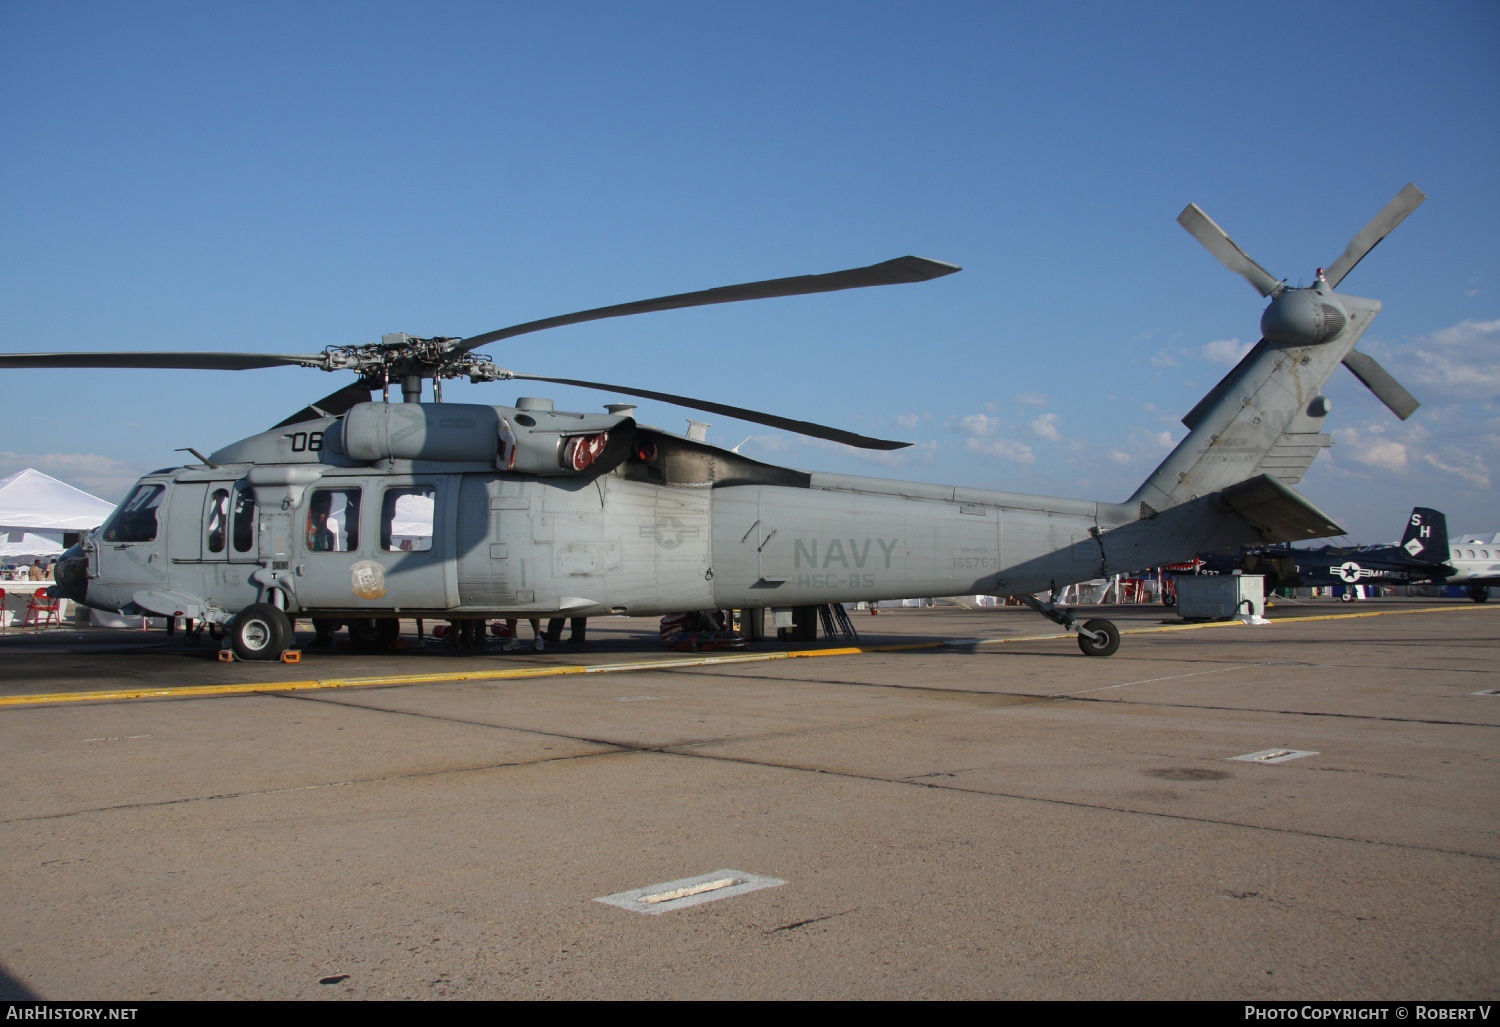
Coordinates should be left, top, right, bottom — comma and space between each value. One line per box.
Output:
102, 483, 166, 543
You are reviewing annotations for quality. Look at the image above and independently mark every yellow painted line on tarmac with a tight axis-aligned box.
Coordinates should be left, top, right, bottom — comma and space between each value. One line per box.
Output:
0, 643, 924, 708
975, 602, 1495, 645
0, 603, 1491, 709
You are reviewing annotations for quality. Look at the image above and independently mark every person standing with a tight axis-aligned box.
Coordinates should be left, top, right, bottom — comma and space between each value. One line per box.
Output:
503, 618, 546, 651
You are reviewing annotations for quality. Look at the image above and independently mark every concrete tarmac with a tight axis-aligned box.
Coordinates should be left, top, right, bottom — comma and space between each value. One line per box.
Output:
0, 599, 1496, 999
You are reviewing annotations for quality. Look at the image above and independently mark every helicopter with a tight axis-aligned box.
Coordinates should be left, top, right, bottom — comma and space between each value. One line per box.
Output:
6, 184, 1426, 663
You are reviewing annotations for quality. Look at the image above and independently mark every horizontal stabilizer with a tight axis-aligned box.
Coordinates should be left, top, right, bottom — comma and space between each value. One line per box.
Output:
1220, 474, 1344, 543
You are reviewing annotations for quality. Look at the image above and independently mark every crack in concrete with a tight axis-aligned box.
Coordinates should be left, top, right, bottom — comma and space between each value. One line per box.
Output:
653, 748, 1500, 863
663, 667, 1500, 729
7, 660, 1495, 864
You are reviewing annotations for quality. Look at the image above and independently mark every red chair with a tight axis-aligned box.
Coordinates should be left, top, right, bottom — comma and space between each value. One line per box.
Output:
24, 590, 61, 629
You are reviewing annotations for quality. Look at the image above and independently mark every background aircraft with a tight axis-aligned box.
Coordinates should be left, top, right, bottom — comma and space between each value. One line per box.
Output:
1199, 507, 1494, 601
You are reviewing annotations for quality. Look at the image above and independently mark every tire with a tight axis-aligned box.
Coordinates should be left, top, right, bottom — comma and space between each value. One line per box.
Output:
1339, 592, 1355, 603
348, 618, 400, 650
1077, 618, 1120, 658
230, 603, 292, 662
1471, 587, 1490, 604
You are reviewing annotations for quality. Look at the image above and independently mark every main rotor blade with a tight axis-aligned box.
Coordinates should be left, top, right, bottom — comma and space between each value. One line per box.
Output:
1323, 183, 1426, 289
509, 373, 911, 450
0, 352, 324, 371
456, 256, 961, 354
1342, 349, 1420, 421
1177, 203, 1282, 297
272, 381, 375, 429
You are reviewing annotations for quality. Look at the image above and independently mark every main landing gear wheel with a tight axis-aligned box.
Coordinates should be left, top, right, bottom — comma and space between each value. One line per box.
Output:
229, 603, 293, 662
1077, 618, 1120, 658
1471, 587, 1490, 604
348, 618, 400, 650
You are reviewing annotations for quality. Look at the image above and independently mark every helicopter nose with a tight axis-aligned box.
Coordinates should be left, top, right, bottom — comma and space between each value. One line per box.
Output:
52, 544, 89, 606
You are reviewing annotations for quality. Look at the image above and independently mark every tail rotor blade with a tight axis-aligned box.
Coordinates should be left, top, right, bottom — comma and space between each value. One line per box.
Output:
1324, 184, 1426, 289
1177, 203, 1283, 297
1342, 349, 1420, 421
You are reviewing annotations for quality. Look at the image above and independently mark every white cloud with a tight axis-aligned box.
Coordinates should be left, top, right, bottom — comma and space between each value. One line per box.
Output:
1015, 392, 1047, 407
952, 413, 1001, 437
894, 412, 921, 430
1358, 440, 1409, 472
1424, 451, 1491, 489
1200, 338, 1253, 365
1378, 318, 1500, 402
1107, 450, 1133, 466
964, 436, 1035, 464
1029, 412, 1062, 441
1150, 348, 1181, 367
1332, 425, 1410, 473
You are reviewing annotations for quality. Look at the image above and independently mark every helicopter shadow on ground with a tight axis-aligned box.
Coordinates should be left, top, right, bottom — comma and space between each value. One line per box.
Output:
0, 961, 39, 1000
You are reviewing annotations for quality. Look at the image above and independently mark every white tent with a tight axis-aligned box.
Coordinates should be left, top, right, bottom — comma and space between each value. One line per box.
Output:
0, 468, 117, 533
0, 530, 64, 558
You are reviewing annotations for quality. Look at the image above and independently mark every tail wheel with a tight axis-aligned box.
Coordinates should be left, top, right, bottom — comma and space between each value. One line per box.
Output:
230, 603, 292, 662
1077, 618, 1120, 658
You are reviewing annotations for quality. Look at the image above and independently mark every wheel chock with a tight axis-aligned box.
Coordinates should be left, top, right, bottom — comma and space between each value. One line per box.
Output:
281, 649, 302, 664
218, 649, 235, 662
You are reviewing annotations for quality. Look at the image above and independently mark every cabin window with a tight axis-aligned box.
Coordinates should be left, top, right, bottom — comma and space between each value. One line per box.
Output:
306, 488, 361, 553
102, 484, 165, 543
382, 487, 435, 552
232, 491, 257, 553
205, 489, 229, 553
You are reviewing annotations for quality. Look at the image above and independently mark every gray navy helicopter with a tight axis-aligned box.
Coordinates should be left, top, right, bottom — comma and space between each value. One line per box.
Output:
6, 184, 1426, 662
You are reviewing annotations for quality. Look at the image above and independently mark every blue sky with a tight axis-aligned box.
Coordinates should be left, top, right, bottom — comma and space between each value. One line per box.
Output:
2, 1, 1496, 542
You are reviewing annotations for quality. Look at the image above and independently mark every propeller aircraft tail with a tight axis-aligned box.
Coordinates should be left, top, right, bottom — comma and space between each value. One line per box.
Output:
1400, 507, 1448, 563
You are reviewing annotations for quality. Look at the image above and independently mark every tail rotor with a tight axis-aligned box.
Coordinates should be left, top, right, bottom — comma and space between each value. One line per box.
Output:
1178, 184, 1426, 421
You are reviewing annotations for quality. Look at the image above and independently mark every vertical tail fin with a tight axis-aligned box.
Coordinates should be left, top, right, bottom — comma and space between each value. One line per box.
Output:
1400, 507, 1448, 563
1128, 302, 1375, 514
1134, 185, 1425, 519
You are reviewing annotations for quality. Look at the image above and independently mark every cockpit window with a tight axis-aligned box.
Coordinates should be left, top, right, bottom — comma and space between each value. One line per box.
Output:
232, 490, 257, 553
382, 487, 435, 552
306, 488, 361, 553
102, 484, 166, 543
